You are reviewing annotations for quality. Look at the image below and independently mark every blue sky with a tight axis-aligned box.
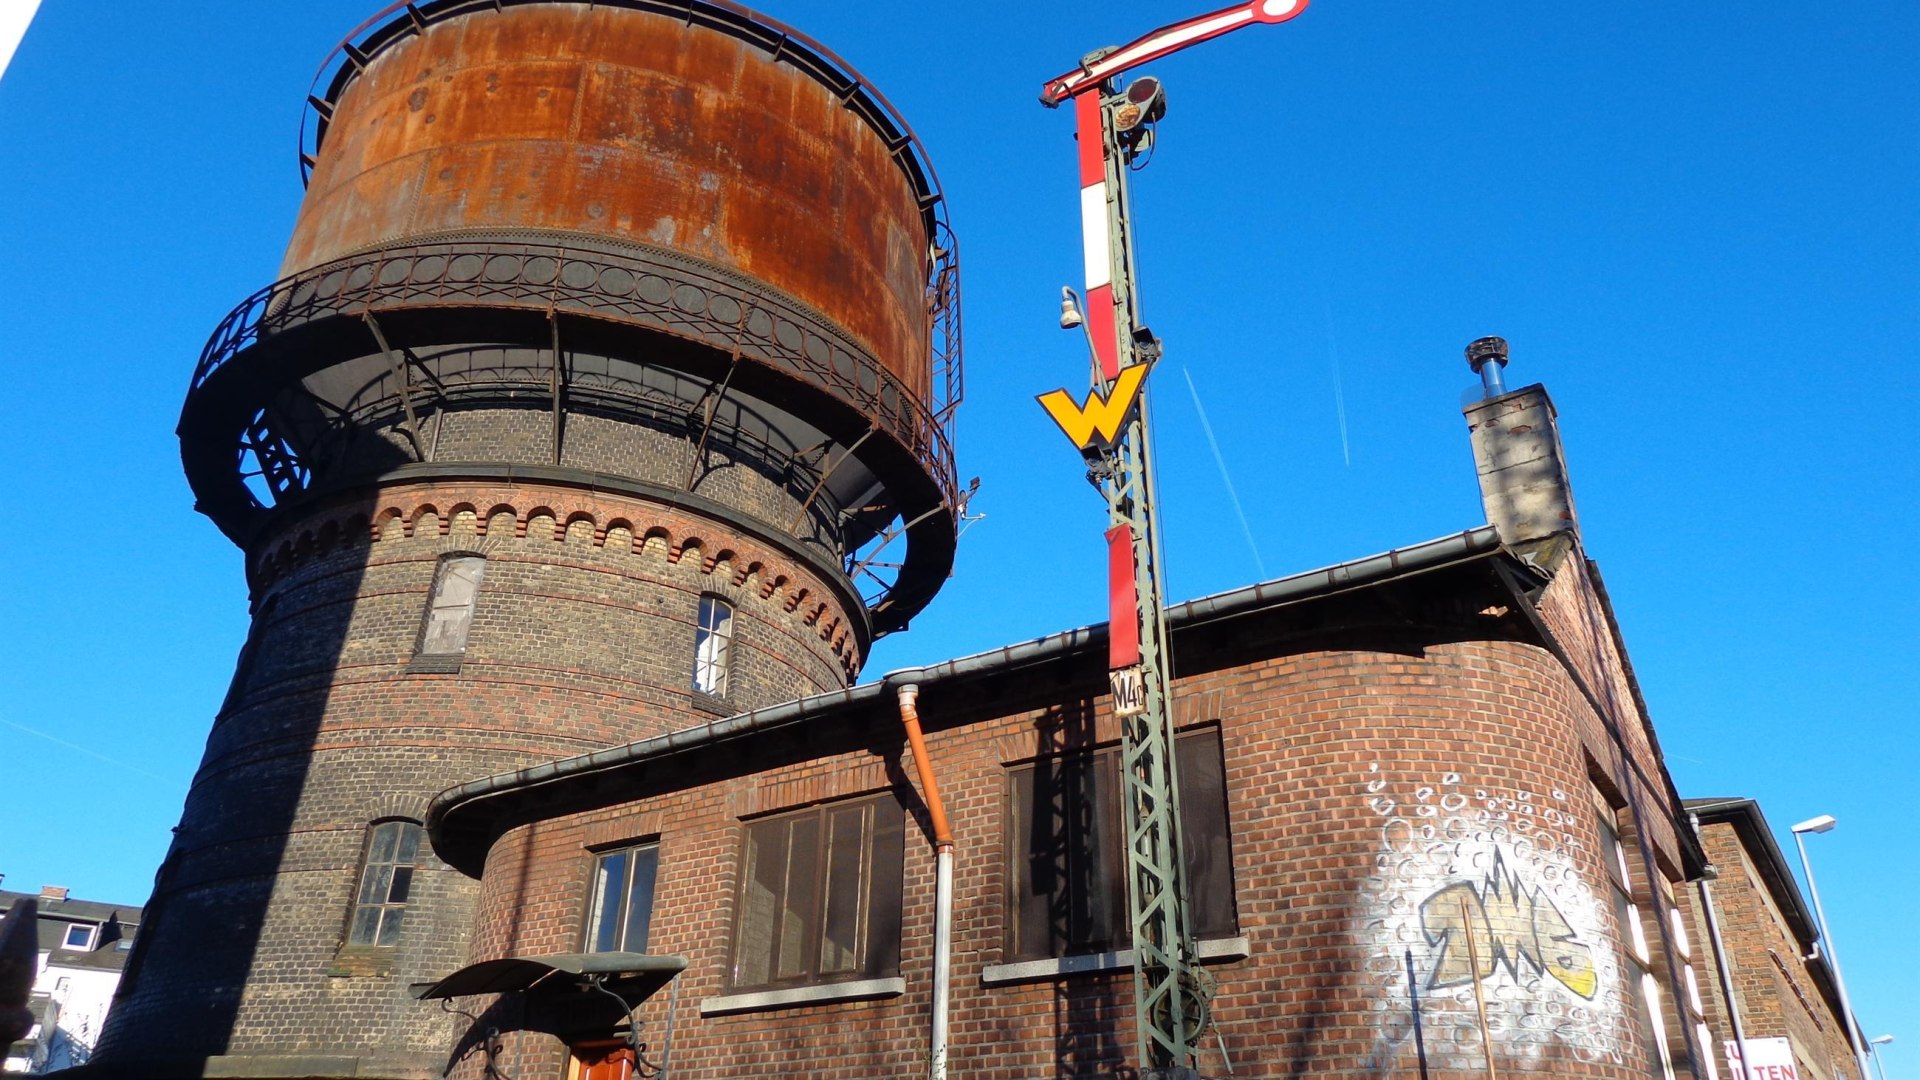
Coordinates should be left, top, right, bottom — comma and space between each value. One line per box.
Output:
1, 0, 1914, 1061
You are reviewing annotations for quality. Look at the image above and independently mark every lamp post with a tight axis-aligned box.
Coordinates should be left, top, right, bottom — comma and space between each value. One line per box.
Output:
1791, 815, 1872, 1080
1869, 1035, 1894, 1080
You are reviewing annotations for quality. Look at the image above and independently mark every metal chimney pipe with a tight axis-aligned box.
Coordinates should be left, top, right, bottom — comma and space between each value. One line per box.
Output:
1466, 336, 1510, 399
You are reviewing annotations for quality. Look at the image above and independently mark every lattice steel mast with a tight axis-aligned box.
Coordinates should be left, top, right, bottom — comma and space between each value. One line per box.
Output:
1038, 3, 1311, 1074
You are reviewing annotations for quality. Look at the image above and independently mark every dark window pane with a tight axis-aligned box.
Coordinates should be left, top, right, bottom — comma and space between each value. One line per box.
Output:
736, 820, 787, 986
348, 906, 381, 946
820, 805, 868, 974
863, 800, 905, 978
358, 866, 392, 906
368, 823, 399, 864
387, 866, 414, 905
778, 817, 822, 981
622, 848, 658, 954
1011, 749, 1120, 960
395, 823, 421, 864
376, 907, 405, 947
1176, 730, 1237, 939
1082, 750, 1121, 952
348, 820, 422, 948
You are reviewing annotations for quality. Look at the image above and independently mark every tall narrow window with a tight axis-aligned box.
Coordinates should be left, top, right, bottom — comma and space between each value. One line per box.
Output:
693, 595, 733, 697
586, 843, 660, 955
1006, 727, 1237, 961
1594, 789, 1676, 1080
413, 555, 485, 669
731, 794, 904, 989
347, 820, 422, 947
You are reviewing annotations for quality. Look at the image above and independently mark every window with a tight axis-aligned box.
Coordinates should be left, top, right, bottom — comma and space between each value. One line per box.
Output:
693, 595, 733, 696
347, 820, 423, 947
731, 794, 904, 989
1594, 790, 1676, 1080
61, 924, 94, 950
413, 555, 485, 666
1006, 728, 1236, 962
586, 844, 659, 954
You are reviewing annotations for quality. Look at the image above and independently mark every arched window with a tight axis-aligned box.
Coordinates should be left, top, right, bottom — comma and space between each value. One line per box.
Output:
693, 595, 733, 697
347, 820, 423, 947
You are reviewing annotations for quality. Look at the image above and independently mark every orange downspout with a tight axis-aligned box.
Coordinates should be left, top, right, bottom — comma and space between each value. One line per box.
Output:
898, 684, 953, 846
896, 683, 952, 1080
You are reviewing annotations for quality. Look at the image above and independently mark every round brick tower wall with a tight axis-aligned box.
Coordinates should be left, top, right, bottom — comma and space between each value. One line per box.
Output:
100, 0, 959, 1074
97, 484, 855, 1072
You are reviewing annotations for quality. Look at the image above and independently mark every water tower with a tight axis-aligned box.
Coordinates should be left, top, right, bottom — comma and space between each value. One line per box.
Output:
93, 1, 960, 1074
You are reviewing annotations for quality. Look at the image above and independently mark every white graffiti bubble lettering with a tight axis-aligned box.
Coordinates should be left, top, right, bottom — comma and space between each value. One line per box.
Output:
1355, 769, 1628, 1072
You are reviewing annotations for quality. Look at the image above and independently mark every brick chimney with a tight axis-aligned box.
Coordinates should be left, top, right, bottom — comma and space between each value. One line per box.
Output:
38, 886, 68, 902
1462, 338, 1579, 546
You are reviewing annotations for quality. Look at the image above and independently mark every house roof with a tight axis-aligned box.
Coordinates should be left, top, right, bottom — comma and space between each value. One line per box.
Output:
0, 892, 142, 973
1686, 798, 1859, 1042
1683, 798, 1818, 946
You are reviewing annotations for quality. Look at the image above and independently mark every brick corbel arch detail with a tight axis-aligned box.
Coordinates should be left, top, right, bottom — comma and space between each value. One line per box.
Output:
365, 793, 430, 826
250, 489, 863, 678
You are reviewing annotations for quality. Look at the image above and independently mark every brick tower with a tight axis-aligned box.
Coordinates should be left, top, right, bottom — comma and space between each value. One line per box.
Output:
92, 2, 960, 1075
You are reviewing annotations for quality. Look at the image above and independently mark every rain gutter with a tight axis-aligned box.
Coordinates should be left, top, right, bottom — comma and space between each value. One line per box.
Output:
426, 526, 1505, 875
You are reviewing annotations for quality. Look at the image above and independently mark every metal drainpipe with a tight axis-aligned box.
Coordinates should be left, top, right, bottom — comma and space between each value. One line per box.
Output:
1691, 813, 1750, 1077
897, 683, 954, 1080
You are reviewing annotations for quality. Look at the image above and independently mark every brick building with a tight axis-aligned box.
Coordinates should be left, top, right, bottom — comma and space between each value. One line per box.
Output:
1683, 799, 1861, 1080
1, 887, 142, 1073
72, 1, 1776, 1078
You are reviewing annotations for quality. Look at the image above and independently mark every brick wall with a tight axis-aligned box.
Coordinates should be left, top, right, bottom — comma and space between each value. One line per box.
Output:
457, 625, 1697, 1078
96, 478, 860, 1073
340, 400, 847, 555
1686, 821, 1854, 1080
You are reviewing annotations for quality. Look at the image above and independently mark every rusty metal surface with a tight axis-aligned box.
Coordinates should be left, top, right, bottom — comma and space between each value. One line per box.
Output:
192, 236, 954, 495
288, 0, 936, 404
180, 234, 958, 630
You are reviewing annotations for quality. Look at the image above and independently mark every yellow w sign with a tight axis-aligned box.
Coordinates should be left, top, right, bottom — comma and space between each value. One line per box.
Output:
1037, 363, 1151, 451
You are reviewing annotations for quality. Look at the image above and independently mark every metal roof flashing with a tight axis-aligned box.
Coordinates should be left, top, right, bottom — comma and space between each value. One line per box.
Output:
1685, 797, 1820, 947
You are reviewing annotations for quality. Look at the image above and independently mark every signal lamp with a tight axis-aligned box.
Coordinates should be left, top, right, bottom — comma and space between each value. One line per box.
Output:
1112, 76, 1166, 132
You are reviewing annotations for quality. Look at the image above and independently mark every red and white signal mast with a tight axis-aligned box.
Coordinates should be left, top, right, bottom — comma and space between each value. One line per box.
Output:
1038, 2, 1310, 1075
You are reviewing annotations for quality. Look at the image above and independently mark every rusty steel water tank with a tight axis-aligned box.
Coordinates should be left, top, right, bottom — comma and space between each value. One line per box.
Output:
287, 1, 936, 397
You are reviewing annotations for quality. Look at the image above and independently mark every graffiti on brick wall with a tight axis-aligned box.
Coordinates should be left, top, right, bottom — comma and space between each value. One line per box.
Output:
1355, 765, 1629, 1071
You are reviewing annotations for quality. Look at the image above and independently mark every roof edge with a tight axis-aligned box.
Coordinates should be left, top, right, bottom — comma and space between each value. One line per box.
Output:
426, 526, 1506, 874
1684, 797, 1819, 947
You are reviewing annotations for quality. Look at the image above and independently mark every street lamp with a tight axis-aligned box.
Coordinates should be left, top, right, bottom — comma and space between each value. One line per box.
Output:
1869, 1035, 1894, 1080
1791, 815, 1872, 1080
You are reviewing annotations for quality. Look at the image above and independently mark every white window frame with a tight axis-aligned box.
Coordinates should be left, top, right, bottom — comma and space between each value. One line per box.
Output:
346, 819, 424, 947
585, 842, 661, 955
417, 555, 486, 657
61, 923, 95, 950
693, 595, 734, 697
